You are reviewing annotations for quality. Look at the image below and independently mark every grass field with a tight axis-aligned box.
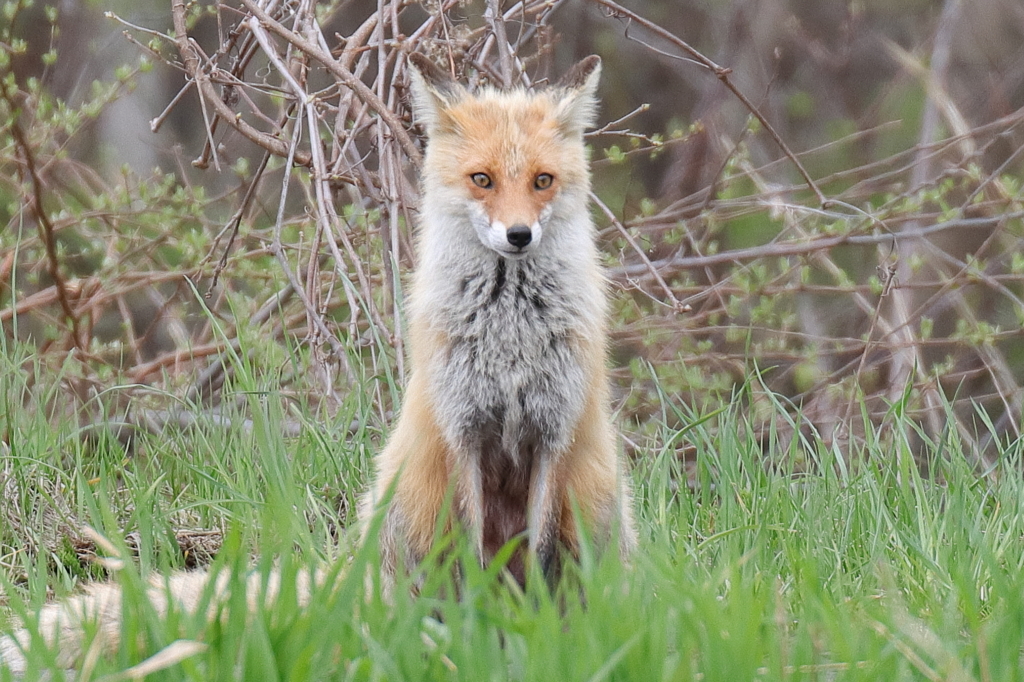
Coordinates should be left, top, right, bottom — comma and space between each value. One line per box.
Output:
1, 341, 1023, 681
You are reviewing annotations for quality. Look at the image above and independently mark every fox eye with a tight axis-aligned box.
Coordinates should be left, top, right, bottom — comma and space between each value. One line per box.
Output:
470, 173, 493, 189
534, 173, 554, 190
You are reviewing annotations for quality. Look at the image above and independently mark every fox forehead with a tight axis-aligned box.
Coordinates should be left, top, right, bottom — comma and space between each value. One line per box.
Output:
428, 90, 587, 186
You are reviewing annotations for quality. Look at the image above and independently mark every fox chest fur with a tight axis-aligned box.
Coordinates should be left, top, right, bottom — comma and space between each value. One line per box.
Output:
408, 239, 603, 569
423, 251, 592, 466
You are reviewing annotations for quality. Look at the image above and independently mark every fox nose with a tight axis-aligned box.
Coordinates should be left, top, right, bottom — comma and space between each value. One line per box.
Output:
507, 224, 532, 249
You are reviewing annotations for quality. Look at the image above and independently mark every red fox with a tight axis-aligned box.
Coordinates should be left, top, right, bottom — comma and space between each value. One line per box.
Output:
361, 53, 637, 587
0, 54, 636, 674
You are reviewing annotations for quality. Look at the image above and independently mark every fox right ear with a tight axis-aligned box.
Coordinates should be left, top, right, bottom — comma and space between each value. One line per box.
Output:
407, 54, 465, 134
553, 55, 602, 136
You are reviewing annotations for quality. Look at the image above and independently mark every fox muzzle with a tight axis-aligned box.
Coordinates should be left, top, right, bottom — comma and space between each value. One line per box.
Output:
506, 224, 533, 249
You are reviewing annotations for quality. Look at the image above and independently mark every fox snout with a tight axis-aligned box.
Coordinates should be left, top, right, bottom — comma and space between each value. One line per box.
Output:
506, 224, 533, 249
476, 217, 543, 256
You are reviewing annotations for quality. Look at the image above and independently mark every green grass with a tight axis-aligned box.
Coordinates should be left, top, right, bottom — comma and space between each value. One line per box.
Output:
2, 343, 1024, 680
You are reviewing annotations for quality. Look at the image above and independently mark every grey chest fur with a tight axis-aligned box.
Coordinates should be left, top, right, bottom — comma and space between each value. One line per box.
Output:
427, 256, 589, 463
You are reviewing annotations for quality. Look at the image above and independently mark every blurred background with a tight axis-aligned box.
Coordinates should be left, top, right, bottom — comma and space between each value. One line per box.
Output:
3, 0, 1024, 465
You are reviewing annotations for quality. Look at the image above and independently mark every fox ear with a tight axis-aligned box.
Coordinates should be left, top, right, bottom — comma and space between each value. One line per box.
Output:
407, 53, 465, 134
553, 55, 602, 135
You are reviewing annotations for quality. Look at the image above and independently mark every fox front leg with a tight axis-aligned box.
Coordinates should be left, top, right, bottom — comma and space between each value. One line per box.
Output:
528, 454, 561, 584
456, 453, 486, 563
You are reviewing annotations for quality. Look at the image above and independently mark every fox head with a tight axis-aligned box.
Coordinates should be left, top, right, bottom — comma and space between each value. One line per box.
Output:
408, 54, 600, 257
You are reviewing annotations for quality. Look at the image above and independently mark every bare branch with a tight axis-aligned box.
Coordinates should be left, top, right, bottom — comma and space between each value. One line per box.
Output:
170, 0, 312, 167
588, 0, 827, 206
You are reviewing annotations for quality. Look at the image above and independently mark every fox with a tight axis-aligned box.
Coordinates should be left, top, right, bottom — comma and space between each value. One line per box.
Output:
0, 54, 636, 675
361, 53, 637, 587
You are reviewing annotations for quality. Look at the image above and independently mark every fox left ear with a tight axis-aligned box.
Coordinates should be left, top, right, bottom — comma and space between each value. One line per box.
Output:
553, 55, 602, 136
407, 53, 466, 134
